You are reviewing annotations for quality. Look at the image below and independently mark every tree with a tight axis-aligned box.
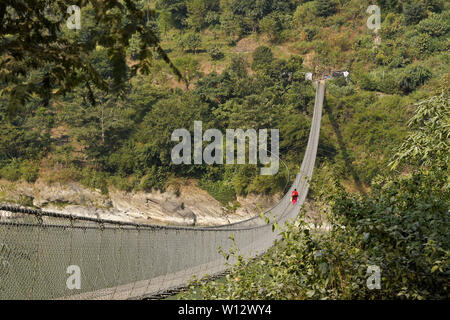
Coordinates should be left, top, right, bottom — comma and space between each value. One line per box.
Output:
251, 46, 274, 71
403, 1, 427, 25
259, 14, 282, 42
155, 0, 188, 29
0, 0, 180, 118
61, 83, 133, 166
158, 9, 173, 38
423, 0, 444, 13
315, 0, 337, 18
220, 9, 242, 43
186, 0, 207, 31
397, 65, 432, 94
180, 32, 202, 53
377, 0, 403, 12
175, 56, 203, 90
208, 46, 225, 61
417, 13, 448, 37
127, 33, 142, 61
390, 93, 449, 170
229, 55, 249, 78
135, 92, 211, 173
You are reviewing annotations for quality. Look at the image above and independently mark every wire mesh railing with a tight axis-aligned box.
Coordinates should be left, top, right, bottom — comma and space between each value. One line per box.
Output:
0, 82, 325, 300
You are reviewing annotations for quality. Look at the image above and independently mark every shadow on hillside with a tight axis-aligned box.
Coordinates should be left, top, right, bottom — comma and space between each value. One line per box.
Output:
325, 101, 367, 196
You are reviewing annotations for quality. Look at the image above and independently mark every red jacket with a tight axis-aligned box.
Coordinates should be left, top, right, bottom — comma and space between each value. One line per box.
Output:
291, 190, 299, 199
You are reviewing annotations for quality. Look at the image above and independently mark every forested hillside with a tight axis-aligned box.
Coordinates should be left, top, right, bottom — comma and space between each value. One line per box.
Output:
1, 0, 448, 205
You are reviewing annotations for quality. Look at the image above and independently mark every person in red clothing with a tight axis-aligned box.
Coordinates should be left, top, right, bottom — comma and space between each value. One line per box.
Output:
291, 189, 299, 205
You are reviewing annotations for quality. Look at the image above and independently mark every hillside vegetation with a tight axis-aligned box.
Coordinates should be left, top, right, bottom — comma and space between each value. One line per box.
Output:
1, 0, 448, 202
1, 0, 449, 299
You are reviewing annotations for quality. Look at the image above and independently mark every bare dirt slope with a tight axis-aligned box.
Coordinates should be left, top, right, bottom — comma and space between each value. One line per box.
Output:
0, 179, 281, 227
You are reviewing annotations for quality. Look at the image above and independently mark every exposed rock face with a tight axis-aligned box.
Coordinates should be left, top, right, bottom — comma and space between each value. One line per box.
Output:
0, 179, 281, 226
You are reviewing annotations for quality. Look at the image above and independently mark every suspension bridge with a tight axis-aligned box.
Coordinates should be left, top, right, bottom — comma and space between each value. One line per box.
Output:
0, 81, 326, 300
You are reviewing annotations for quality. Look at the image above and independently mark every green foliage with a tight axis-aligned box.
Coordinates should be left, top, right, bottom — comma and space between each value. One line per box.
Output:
0, 162, 21, 182
315, 0, 337, 18
0, 0, 179, 116
358, 64, 432, 94
174, 56, 203, 89
379, 13, 406, 40
178, 32, 203, 53
80, 168, 109, 194
259, 13, 283, 42
416, 13, 449, 37
156, 0, 188, 29
139, 166, 168, 192
182, 164, 449, 300
397, 65, 432, 94
208, 46, 225, 61
423, 0, 445, 13
199, 179, 236, 205
19, 161, 39, 183
390, 94, 449, 170
228, 55, 249, 78
251, 46, 274, 71
2, 0, 448, 238
403, 1, 427, 25
293, 1, 317, 27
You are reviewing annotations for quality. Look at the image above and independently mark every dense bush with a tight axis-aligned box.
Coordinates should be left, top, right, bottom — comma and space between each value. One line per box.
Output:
208, 46, 225, 61
199, 178, 236, 205
403, 2, 427, 25
416, 13, 449, 37
397, 65, 432, 93
259, 13, 283, 42
178, 32, 202, 53
0, 163, 21, 182
358, 64, 432, 94
315, 0, 337, 18
251, 46, 274, 71
19, 161, 40, 183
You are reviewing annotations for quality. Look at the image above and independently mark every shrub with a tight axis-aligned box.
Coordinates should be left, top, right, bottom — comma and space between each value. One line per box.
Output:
303, 26, 319, 41
199, 179, 236, 205
228, 54, 249, 78
411, 33, 437, 57
19, 161, 39, 183
127, 32, 141, 60
178, 32, 202, 53
416, 13, 449, 37
0, 163, 21, 182
403, 2, 427, 25
424, 0, 445, 13
80, 169, 109, 194
293, 2, 316, 27
259, 14, 282, 42
138, 166, 168, 192
315, 0, 337, 18
251, 46, 274, 71
380, 13, 405, 40
208, 46, 225, 61
397, 65, 432, 93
